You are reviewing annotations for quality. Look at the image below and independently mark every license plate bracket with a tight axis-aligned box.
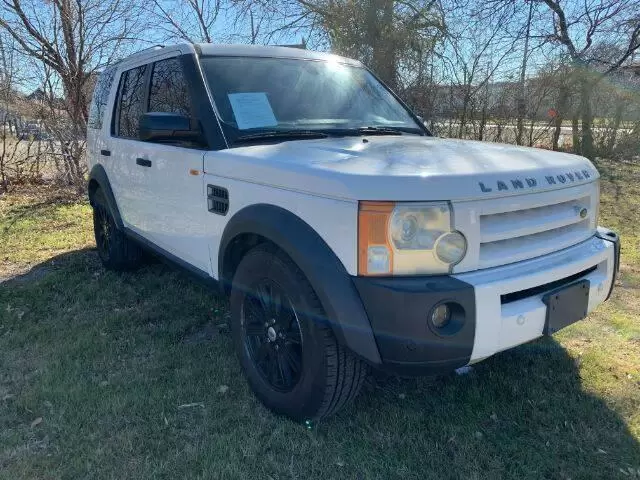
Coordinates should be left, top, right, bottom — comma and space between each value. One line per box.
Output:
542, 279, 590, 335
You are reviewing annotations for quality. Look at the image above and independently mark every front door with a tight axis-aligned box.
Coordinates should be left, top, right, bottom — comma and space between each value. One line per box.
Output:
110, 54, 211, 274
137, 56, 211, 274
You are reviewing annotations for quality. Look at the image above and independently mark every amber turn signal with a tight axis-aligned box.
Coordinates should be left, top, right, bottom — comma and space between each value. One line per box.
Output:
358, 202, 394, 276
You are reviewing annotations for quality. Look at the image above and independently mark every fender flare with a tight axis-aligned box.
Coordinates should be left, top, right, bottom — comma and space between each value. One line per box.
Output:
219, 204, 382, 364
88, 164, 124, 230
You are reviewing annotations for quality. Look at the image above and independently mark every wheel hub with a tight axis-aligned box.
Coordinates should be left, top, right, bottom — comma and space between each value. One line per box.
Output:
267, 326, 277, 342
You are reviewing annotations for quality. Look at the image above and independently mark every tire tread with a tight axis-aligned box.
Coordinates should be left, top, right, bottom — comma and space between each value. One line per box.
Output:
92, 189, 142, 271
270, 247, 368, 420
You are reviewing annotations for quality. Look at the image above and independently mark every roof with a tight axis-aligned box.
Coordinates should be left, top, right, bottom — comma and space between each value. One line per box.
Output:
113, 43, 362, 71
195, 43, 362, 66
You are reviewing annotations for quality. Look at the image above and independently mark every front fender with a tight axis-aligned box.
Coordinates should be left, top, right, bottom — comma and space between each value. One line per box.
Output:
219, 204, 381, 364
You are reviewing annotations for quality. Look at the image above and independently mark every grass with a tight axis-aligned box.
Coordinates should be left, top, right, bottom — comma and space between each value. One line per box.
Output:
1, 162, 640, 479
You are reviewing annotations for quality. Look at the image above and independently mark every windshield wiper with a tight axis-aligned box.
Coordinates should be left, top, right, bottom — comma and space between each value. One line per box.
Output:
232, 130, 329, 145
325, 126, 424, 137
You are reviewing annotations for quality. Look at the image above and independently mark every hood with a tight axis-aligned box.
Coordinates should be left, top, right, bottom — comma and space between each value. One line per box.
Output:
204, 136, 599, 202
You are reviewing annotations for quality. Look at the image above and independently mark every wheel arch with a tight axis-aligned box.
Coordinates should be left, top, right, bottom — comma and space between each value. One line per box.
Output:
219, 204, 381, 364
88, 164, 124, 230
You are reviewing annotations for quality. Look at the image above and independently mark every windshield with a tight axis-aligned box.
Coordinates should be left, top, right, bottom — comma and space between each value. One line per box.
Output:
200, 56, 425, 144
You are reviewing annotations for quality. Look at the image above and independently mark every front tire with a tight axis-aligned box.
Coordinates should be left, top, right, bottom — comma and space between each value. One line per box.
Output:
92, 188, 142, 271
230, 244, 367, 421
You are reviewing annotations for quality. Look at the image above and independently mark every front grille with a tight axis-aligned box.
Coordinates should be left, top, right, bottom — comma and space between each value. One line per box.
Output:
478, 196, 592, 269
451, 182, 599, 273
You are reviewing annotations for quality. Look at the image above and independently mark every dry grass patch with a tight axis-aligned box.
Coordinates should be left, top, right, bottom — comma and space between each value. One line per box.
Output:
1, 159, 639, 479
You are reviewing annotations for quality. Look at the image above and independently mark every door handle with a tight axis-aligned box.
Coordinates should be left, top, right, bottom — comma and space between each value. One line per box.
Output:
136, 158, 152, 167
100, 149, 111, 156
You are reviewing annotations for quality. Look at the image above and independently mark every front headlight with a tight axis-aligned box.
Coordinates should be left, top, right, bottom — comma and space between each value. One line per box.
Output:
358, 201, 467, 276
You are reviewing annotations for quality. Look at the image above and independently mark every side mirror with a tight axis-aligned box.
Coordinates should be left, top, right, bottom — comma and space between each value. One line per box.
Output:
139, 112, 204, 146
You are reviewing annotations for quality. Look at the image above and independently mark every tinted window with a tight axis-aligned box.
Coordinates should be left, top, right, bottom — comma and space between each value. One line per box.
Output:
88, 67, 115, 130
148, 58, 191, 116
115, 65, 148, 138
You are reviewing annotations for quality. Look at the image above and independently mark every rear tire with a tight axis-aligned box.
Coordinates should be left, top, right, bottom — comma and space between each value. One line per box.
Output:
92, 188, 142, 271
230, 244, 367, 421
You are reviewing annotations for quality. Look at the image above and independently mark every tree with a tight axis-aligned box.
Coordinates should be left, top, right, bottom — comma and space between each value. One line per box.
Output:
515, 0, 534, 145
437, 0, 522, 139
0, 33, 21, 192
0, 0, 148, 184
537, 0, 640, 158
543, 58, 576, 151
151, 0, 295, 45
150, 0, 221, 43
279, 0, 446, 91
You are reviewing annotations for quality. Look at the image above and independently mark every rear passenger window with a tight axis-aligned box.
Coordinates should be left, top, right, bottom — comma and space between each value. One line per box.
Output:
114, 65, 148, 139
148, 58, 191, 116
88, 67, 115, 130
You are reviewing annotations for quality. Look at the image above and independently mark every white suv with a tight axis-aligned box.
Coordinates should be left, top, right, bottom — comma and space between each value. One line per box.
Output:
87, 43, 620, 421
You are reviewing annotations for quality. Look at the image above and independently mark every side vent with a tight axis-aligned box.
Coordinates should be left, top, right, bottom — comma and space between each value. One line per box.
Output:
207, 185, 229, 216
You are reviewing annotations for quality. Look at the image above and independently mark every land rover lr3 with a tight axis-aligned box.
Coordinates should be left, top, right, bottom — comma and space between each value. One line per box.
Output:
86, 43, 620, 421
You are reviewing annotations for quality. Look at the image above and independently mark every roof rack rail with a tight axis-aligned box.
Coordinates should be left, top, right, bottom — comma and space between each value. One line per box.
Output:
275, 38, 307, 50
106, 44, 165, 68
131, 44, 165, 56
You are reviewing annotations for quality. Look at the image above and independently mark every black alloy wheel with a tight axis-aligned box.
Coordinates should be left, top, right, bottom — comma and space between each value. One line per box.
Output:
91, 188, 142, 271
241, 279, 303, 392
230, 244, 368, 420
94, 202, 112, 261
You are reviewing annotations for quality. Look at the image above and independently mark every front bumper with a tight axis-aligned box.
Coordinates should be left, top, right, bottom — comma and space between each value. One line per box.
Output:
352, 229, 619, 376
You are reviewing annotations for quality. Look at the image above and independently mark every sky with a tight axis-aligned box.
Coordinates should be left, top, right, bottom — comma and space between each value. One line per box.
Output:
3, 0, 639, 95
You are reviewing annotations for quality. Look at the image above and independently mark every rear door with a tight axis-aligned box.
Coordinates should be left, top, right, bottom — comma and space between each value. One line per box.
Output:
108, 61, 153, 230
86, 66, 116, 172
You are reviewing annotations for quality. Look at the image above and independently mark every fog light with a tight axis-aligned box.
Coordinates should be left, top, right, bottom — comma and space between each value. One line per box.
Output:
430, 304, 451, 329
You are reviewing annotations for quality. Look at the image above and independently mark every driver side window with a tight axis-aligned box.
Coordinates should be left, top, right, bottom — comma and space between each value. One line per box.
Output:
148, 57, 191, 117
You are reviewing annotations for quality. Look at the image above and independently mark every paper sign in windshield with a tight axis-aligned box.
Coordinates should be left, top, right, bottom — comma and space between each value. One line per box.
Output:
228, 92, 278, 130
